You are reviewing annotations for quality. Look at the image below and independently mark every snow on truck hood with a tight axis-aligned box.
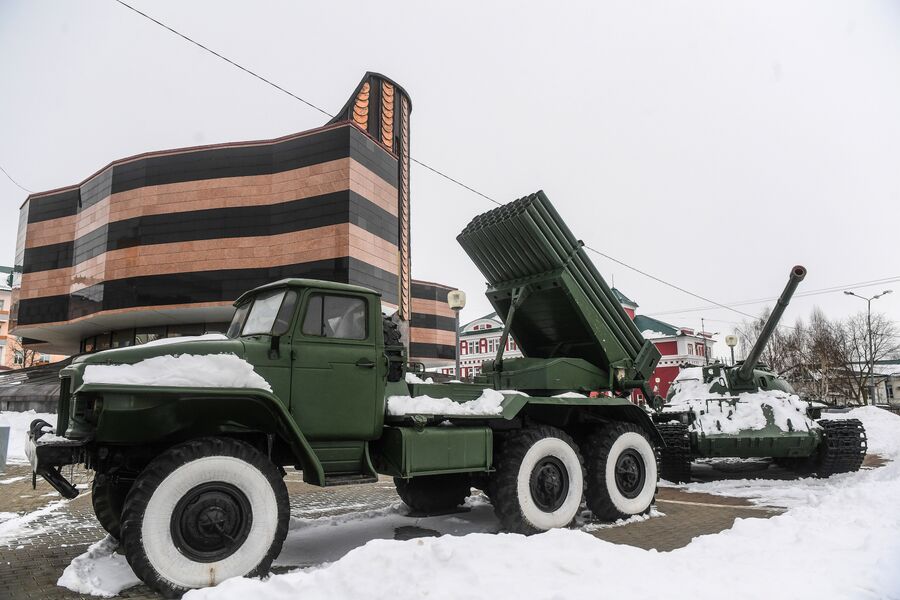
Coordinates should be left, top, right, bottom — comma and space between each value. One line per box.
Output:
78, 334, 272, 392
664, 367, 817, 435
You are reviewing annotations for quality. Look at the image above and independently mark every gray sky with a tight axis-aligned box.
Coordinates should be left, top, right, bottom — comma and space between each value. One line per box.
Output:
2, 0, 899, 357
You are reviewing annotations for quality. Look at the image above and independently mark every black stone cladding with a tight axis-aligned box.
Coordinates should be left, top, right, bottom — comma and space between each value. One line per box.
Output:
16, 258, 399, 325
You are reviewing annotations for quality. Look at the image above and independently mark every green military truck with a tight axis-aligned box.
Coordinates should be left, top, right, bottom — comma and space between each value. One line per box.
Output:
27, 191, 664, 597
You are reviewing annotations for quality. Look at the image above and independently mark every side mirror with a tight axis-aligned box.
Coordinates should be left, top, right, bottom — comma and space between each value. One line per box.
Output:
268, 335, 281, 359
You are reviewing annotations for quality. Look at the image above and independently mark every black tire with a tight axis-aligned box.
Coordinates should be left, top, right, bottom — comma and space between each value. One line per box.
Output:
121, 437, 289, 598
656, 422, 692, 483
91, 476, 132, 540
584, 423, 658, 521
489, 426, 585, 535
816, 419, 867, 477
394, 474, 471, 514
382, 317, 404, 382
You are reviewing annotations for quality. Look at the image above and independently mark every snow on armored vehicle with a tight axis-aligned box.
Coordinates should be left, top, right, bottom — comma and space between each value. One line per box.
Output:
26, 191, 665, 597
653, 266, 867, 483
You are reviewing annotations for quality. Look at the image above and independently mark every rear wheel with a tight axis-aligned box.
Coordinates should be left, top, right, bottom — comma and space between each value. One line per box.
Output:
489, 426, 584, 535
394, 474, 471, 514
584, 423, 658, 521
120, 437, 289, 598
91, 476, 132, 540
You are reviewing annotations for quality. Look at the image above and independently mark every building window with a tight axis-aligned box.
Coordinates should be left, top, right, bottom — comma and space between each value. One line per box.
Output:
460, 340, 468, 355
0, 299, 4, 310
479, 338, 487, 354
13, 351, 23, 365
887, 382, 895, 401
687, 343, 694, 355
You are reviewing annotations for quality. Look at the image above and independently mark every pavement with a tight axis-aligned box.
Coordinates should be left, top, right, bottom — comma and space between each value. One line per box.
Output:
0, 454, 885, 599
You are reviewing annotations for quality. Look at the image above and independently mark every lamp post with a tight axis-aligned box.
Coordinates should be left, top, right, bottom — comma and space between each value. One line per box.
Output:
447, 290, 467, 379
725, 334, 738, 366
844, 289, 892, 405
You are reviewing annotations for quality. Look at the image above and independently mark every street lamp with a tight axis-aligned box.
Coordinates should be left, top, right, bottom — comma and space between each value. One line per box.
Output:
447, 290, 466, 379
844, 289, 892, 405
725, 334, 738, 366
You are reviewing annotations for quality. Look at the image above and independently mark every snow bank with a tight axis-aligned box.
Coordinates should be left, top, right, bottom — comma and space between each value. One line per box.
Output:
57, 536, 140, 597
182, 406, 900, 600
664, 367, 817, 435
0, 410, 56, 463
387, 389, 506, 416
82, 354, 272, 392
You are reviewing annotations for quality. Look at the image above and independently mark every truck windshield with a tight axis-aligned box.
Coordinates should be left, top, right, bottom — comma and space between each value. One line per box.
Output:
227, 289, 298, 337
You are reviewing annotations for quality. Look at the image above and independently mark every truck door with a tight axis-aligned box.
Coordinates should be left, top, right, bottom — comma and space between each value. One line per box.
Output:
290, 291, 380, 441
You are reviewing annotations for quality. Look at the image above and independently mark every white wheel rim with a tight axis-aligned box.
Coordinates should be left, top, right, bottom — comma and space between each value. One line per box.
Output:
515, 437, 583, 531
603, 432, 657, 515
141, 456, 278, 589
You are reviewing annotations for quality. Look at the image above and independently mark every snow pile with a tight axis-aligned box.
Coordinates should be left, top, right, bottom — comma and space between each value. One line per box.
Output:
404, 372, 434, 384
0, 410, 56, 463
554, 391, 587, 398
102, 333, 228, 353
387, 389, 506, 416
664, 367, 817, 435
82, 354, 272, 392
181, 408, 900, 600
57, 535, 140, 597
641, 329, 670, 340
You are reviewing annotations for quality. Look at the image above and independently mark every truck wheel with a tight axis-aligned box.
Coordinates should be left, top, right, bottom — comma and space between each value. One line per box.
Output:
490, 426, 584, 535
584, 423, 657, 521
91, 477, 132, 540
655, 422, 692, 483
394, 474, 470, 514
120, 437, 289, 598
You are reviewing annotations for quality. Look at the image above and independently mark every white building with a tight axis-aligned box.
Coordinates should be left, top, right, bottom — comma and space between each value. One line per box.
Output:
434, 312, 523, 378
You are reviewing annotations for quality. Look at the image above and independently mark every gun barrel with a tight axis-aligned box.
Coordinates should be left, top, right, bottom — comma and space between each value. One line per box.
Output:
737, 265, 807, 380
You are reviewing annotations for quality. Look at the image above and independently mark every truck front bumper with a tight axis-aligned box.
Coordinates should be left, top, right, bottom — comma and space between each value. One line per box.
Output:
25, 419, 88, 499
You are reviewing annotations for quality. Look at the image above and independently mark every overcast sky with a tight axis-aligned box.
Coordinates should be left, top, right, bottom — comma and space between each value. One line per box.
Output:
1, 0, 899, 358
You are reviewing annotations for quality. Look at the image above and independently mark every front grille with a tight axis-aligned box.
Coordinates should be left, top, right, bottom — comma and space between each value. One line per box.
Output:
57, 376, 71, 435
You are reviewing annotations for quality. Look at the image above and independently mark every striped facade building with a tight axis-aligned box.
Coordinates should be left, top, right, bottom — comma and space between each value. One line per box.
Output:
9, 72, 455, 365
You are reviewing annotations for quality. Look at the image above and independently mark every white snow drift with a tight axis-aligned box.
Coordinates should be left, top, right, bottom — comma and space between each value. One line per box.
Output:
57, 536, 141, 597
663, 367, 818, 435
82, 353, 272, 392
386, 388, 507, 416
0, 409, 56, 463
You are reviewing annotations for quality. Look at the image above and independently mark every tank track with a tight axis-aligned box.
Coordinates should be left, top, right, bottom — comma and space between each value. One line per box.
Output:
816, 419, 867, 477
655, 422, 692, 483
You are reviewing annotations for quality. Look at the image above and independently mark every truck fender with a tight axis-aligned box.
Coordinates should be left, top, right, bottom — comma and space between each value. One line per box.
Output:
82, 384, 327, 486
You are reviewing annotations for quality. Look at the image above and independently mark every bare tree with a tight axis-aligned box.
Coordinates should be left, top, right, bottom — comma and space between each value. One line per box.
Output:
832, 311, 900, 403
8, 335, 39, 369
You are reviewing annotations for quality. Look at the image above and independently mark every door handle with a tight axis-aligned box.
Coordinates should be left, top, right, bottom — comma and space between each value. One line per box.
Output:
355, 358, 376, 368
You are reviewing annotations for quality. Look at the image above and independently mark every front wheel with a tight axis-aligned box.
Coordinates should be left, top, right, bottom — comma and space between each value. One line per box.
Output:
489, 426, 584, 535
120, 437, 289, 598
584, 423, 658, 521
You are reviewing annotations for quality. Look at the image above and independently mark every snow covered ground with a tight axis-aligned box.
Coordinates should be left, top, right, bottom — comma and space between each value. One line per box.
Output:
0, 410, 56, 463
37, 406, 900, 599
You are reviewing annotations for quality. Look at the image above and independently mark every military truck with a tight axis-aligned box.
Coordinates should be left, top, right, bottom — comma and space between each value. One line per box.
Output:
27, 191, 664, 597
654, 266, 867, 483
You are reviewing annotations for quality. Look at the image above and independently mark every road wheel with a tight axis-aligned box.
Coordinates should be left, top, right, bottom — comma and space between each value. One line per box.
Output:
490, 426, 584, 535
120, 437, 289, 598
584, 423, 657, 521
91, 476, 132, 540
394, 474, 471, 514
